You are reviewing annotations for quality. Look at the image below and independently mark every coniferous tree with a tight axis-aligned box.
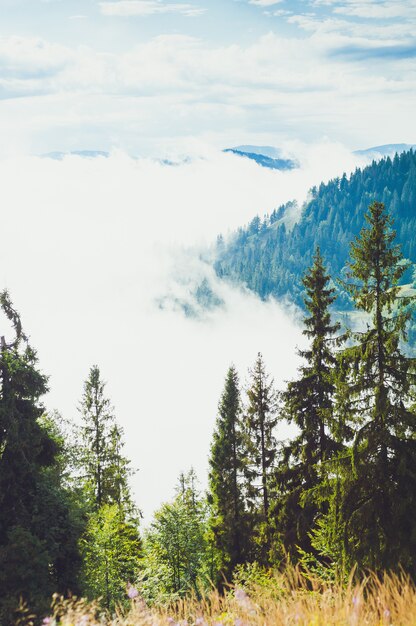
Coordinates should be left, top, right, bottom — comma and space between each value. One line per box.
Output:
275, 249, 343, 556
208, 366, 246, 584
80, 503, 141, 610
140, 470, 209, 603
243, 353, 277, 563
77, 366, 141, 607
78, 366, 133, 511
0, 291, 81, 622
336, 201, 416, 573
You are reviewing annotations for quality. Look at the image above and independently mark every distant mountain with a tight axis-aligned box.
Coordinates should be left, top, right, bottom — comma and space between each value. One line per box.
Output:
215, 148, 416, 311
354, 144, 416, 158
42, 150, 110, 160
224, 146, 298, 171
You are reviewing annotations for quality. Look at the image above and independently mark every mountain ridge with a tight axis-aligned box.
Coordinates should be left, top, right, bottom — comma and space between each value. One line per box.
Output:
214, 148, 416, 310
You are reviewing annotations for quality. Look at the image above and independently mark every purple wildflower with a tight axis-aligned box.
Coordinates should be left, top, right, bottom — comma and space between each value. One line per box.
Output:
42, 618, 52, 626
235, 587, 252, 611
234, 588, 248, 602
127, 583, 139, 599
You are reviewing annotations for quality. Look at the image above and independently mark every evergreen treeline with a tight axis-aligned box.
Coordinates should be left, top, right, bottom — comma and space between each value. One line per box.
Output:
1, 200, 416, 619
209, 201, 416, 580
214, 149, 416, 309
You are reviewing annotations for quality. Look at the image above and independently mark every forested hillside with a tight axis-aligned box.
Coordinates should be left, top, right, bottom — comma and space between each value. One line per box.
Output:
215, 149, 416, 308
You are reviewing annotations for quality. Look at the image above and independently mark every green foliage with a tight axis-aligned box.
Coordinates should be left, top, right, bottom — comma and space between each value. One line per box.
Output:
77, 366, 141, 609
215, 149, 416, 309
0, 291, 82, 623
232, 561, 283, 599
78, 366, 134, 512
80, 504, 141, 610
243, 353, 278, 563
208, 366, 247, 584
139, 470, 211, 604
333, 202, 416, 574
274, 250, 343, 558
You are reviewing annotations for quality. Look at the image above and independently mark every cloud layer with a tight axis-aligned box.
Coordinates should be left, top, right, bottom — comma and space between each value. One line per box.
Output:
0, 0, 415, 157
0, 144, 368, 519
99, 0, 205, 17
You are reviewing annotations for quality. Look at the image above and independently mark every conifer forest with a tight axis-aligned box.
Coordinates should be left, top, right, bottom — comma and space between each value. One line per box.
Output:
2, 152, 416, 624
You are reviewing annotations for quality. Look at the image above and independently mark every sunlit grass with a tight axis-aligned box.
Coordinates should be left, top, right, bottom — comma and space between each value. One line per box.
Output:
33, 566, 416, 626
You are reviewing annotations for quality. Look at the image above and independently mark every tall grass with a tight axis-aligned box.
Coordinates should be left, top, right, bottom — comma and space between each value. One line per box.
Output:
34, 567, 416, 626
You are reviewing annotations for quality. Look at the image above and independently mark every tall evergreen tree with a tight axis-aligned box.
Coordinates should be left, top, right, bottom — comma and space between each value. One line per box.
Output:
336, 201, 416, 573
0, 291, 81, 622
208, 366, 246, 584
78, 366, 133, 511
275, 249, 342, 556
243, 353, 277, 562
77, 366, 141, 607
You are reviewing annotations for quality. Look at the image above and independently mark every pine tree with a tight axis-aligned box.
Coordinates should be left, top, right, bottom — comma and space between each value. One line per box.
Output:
208, 366, 246, 584
243, 353, 277, 562
77, 366, 141, 607
336, 201, 416, 573
78, 366, 133, 511
275, 249, 342, 556
0, 291, 81, 621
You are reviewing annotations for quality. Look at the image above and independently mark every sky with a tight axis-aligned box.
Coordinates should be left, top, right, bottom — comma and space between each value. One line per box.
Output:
0, 0, 415, 521
0, 0, 415, 156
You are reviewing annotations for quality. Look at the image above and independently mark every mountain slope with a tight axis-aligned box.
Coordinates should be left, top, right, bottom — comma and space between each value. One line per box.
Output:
214, 149, 416, 309
354, 144, 416, 158
224, 146, 297, 170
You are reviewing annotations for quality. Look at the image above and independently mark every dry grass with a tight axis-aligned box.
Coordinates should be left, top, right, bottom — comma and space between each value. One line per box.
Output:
41, 568, 416, 626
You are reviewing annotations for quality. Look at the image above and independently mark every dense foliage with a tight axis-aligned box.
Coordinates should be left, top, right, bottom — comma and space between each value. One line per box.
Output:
208, 366, 247, 584
209, 201, 416, 584
215, 149, 416, 308
0, 293, 82, 623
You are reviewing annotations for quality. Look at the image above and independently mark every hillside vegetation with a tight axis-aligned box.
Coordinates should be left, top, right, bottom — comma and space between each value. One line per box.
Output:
215, 149, 416, 308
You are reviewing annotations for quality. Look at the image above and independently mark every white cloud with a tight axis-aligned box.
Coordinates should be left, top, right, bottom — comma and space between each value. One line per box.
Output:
312, 0, 416, 19
0, 144, 369, 520
0, 30, 414, 156
99, 0, 205, 17
0, 36, 72, 76
288, 13, 415, 42
249, 0, 283, 6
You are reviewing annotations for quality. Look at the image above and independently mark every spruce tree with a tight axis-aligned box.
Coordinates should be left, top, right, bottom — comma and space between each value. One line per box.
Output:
0, 291, 81, 621
77, 366, 141, 607
243, 353, 277, 562
336, 201, 416, 573
275, 249, 342, 556
78, 366, 133, 511
208, 366, 246, 584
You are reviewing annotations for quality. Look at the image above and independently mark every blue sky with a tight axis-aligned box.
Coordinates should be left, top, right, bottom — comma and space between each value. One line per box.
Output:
0, 0, 415, 155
